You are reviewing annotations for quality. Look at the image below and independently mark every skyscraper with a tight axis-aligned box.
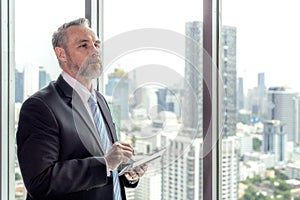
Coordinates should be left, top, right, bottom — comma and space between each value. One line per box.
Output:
222, 136, 239, 200
221, 25, 237, 137
183, 22, 237, 137
162, 22, 238, 200
105, 68, 129, 120
15, 69, 24, 103
183, 21, 203, 137
267, 87, 295, 141
293, 94, 300, 144
39, 66, 51, 89
256, 72, 267, 118
237, 77, 244, 111
162, 132, 203, 200
263, 120, 287, 163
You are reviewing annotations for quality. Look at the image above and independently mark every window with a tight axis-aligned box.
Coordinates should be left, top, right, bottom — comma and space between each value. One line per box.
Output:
14, 0, 85, 199
222, 0, 300, 199
103, 0, 208, 199
1, 0, 222, 199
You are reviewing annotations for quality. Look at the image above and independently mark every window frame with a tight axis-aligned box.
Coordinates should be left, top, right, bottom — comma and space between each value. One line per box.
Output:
1, 0, 15, 199
0, 0, 221, 199
203, 0, 222, 199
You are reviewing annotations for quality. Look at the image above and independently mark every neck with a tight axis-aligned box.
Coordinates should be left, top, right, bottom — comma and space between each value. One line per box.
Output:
76, 77, 93, 92
65, 71, 93, 92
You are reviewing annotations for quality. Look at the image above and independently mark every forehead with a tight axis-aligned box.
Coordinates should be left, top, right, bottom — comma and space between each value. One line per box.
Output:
66, 25, 98, 43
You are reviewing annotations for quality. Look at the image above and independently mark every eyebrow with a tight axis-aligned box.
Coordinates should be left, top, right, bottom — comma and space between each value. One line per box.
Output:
76, 39, 101, 45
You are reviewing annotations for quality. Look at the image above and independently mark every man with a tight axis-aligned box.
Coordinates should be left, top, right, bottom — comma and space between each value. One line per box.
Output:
17, 18, 147, 200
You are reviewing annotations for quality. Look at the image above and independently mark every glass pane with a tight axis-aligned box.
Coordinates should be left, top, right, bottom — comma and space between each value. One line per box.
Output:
15, 0, 84, 199
222, 0, 300, 199
103, 1, 203, 199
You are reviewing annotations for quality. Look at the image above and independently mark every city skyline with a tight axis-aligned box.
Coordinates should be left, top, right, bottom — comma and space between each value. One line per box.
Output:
13, 1, 300, 199
15, 0, 300, 93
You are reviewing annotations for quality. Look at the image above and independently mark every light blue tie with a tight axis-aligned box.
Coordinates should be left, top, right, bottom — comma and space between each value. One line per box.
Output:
88, 95, 122, 200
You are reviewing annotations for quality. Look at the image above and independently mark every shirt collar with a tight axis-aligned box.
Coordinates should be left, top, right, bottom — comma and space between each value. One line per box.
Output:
61, 71, 96, 103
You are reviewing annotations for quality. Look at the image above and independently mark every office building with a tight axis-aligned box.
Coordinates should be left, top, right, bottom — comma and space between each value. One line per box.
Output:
105, 68, 129, 120
177, 22, 238, 199
237, 77, 244, 110
221, 25, 237, 137
23, 63, 39, 100
286, 161, 300, 179
262, 120, 287, 163
183, 21, 203, 137
293, 94, 300, 144
183, 22, 237, 137
15, 69, 24, 103
126, 137, 163, 200
162, 131, 203, 200
39, 66, 51, 89
246, 73, 267, 119
267, 87, 295, 141
257, 73, 267, 117
222, 136, 239, 200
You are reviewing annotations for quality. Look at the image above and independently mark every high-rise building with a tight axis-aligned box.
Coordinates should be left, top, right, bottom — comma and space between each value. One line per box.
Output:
156, 89, 167, 113
222, 136, 239, 200
162, 131, 203, 200
169, 22, 238, 200
267, 87, 295, 141
183, 22, 237, 137
126, 137, 162, 200
134, 172, 162, 200
183, 21, 203, 137
248, 73, 267, 118
105, 68, 129, 120
15, 69, 24, 103
23, 63, 39, 100
237, 77, 244, 110
262, 120, 287, 163
39, 66, 51, 89
293, 94, 300, 144
221, 25, 237, 137
257, 72, 265, 88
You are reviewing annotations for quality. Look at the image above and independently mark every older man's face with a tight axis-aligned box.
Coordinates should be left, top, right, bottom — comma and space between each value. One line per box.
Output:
64, 25, 102, 80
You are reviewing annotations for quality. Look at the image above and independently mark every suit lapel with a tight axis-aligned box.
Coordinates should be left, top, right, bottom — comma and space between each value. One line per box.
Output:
55, 75, 105, 155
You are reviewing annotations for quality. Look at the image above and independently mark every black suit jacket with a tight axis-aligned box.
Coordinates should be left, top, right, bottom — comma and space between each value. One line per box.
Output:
17, 75, 137, 200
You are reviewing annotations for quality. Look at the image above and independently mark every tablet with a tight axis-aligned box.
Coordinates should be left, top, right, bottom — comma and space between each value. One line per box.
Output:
118, 147, 166, 176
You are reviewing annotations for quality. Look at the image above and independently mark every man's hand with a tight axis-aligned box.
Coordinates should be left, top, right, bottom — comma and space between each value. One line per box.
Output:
124, 163, 148, 182
104, 142, 134, 171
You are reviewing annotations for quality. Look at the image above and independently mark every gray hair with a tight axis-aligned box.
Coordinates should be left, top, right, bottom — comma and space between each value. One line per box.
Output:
52, 18, 90, 49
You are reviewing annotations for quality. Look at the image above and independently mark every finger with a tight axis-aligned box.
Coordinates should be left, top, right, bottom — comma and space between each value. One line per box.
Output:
121, 157, 132, 164
122, 150, 134, 160
128, 169, 138, 177
134, 167, 145, 177
124, 171, 139, 180
141, 163, 148, 171
115, 143, 135, 154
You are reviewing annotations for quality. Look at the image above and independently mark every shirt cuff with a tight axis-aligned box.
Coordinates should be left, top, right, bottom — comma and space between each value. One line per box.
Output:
128, 178, 139, 184
103, 157, 112, 177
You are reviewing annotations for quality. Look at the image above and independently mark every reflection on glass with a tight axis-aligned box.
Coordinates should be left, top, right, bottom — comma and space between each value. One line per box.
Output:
103, 0, 208, 199
222, 0, 300, 199
14, 1, 84, 199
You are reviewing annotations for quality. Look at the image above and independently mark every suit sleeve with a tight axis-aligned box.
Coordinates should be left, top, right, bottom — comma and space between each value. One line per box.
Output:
17, 97, 108, 199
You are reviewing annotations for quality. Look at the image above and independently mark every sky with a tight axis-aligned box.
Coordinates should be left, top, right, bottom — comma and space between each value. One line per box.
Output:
15, 0, 300, 92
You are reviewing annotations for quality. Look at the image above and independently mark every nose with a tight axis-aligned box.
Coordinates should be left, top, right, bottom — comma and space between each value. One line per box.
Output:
91, 45, 101, 57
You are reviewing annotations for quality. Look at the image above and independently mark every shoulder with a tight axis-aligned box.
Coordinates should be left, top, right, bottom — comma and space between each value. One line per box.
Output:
22, 81, 57, 107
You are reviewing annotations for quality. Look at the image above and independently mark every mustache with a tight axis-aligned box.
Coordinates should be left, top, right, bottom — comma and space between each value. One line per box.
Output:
85, 56, 101, 64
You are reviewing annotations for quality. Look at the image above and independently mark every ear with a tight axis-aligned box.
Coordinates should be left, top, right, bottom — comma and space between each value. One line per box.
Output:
54, 47, 67, 63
